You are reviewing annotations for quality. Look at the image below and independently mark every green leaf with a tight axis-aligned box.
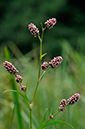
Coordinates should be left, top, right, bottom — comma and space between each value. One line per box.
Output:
3, 90, 30, 107
42, 108, 48, 124
4, 46, 11, 62
50, 107, 53, 115
40, 53, 47, 59
38, 121, 74, 129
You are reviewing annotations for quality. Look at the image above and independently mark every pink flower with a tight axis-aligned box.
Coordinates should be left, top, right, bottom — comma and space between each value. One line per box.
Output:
28, 23, 39, 37
68, 93, 80, 105
3, 61, 18, 74
45, 18, 57, 29
59, 99, 66, 111
50, 115, 53, 119
41, 61, 48, 70
15, 75, 23, 83
49, 56, 63, 68
21, 85, 26, 91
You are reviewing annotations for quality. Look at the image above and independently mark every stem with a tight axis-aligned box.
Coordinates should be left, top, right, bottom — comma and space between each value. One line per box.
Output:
32, 33, 44, 104
30, 109, 32, 129
31, 27, 45, 129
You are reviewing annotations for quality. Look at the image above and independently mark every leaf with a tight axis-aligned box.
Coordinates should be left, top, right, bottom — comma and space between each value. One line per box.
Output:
3, 90, 30, 107
42, 108, 48, 124
38, 121, 74, 129
4, 46, 11, 62
40, 53, 47, 59
50, 107, 53, 115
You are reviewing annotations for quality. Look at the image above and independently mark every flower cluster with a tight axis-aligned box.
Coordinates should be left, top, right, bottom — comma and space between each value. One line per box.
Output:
28, 18, 56, 37
44, 18, 56, 29
41, 61, 49, 70
68, 93, 80, 105
41, 56, 63, 70
3, 61, 19, 74
3, 61, 26, 91
59, 99, 66, 111
49, 56, 63, 68
28, 23, 39, 37
59, 93, 80, 111
15, 75, 23, 83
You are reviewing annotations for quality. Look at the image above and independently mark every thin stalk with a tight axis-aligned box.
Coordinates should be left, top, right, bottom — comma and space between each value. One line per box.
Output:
32, 33, 44, 104
30, 109, 32, 129
31, 27, 45, 129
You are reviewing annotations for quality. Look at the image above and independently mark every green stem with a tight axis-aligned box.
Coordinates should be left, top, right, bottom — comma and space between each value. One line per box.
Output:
32, 34, 43, 104
31, 27, 45, 129
30, 109, 32, 129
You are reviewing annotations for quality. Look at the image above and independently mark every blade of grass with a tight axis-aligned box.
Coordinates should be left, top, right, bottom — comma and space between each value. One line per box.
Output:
4, 46, 23, 129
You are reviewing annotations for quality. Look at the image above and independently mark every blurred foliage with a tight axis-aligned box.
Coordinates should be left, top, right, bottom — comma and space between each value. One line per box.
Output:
0, 0, 85, 129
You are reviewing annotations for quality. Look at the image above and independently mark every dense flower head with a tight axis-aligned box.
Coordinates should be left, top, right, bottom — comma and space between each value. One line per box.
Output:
3, 61, 19, 74
15, 75, 23, 83
45, 18, 57, 29
59, 99, 66, 111
68, 93, 80, 105
49, 56, 63, 68
41, 61, 49, 70
28, 23, 39, 37
21, 85, 26, 91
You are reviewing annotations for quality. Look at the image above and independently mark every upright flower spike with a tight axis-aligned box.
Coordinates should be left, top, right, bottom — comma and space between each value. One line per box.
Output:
49, 56, 63, 68
3, 61, 19, 74
41, 61, 49, 70
68, 93, 80, 105
28, 23, 39, 37
59, 99, 66, 111
45, 18, 57, 29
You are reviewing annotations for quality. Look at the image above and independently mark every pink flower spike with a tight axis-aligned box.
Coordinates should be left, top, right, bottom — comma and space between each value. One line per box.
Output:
45, 18, 57, 29
3, 61, 19, 75
28, 23, 39, 37
68, 93, 80, 105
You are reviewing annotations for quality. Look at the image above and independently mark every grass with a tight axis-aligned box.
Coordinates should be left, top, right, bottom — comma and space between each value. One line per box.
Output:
0, 41, 85, 129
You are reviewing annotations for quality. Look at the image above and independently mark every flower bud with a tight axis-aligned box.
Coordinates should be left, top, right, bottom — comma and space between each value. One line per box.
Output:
50, 115, 53, 119
3, 61, 18, 74
28, 23, 39, 37
45, 18, 57, 29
